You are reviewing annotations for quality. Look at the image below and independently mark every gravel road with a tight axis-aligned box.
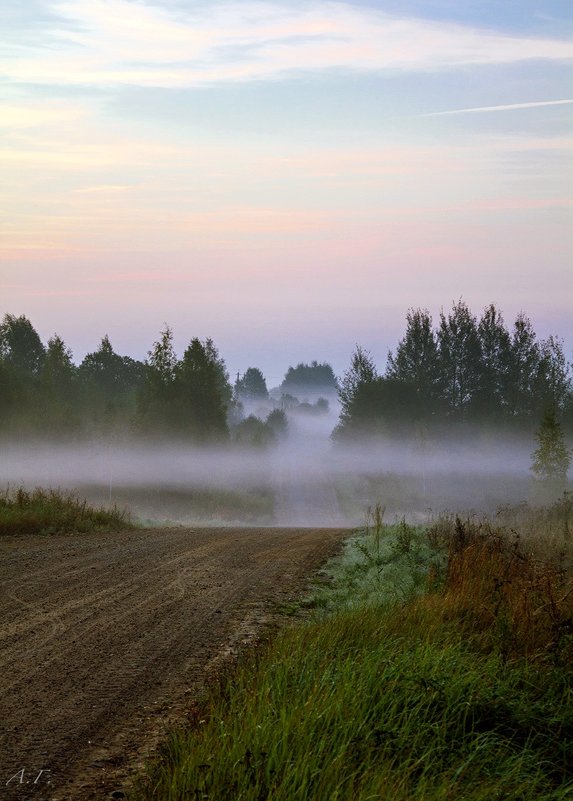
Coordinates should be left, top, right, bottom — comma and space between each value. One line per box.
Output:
0, 526, 348, 800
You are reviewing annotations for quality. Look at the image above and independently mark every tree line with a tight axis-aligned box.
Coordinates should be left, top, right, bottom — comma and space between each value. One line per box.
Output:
1, 303, 571, 443
0, 314, 335, 442
0, 316, 231, 440
335, 301, 572, 440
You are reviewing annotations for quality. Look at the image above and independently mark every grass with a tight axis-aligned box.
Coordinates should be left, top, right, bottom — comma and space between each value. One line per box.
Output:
131, 499, 573, 801
76, 484, 275, 526
0, 486, 132, 535
494, 493, 573, 565
305, 504, 447, 612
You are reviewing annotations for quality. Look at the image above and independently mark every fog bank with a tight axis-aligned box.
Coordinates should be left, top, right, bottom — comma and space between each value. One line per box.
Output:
1, 410, 544, 526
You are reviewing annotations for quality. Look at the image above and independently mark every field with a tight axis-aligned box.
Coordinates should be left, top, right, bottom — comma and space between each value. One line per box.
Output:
0, 523, 348, 800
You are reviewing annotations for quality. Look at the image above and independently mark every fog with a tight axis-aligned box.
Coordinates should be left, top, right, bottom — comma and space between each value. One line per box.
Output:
1, 396, 542, 527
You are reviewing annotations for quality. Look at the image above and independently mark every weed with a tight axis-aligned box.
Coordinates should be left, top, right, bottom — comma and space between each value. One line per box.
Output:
426, 511, 573, 662
0, 486, 132, 536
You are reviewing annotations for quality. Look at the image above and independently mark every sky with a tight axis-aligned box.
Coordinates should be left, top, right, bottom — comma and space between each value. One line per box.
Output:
1, 0, 572, 386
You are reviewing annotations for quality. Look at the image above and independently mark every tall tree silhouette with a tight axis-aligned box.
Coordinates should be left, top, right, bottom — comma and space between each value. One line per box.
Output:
506, 313, 541, 420
437, 300, 481, 418
386, 307, 439, 417
40, 335, 79, 433
175, 338, 230, 441
475, 304, 512, 421
235, 367, 269, 401
0, 313, 45, 374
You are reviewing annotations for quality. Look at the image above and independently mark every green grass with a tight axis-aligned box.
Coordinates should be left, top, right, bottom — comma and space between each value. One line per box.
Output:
306, 505, 447, 612
131, 503, 573, 801
0, 486, 132, 535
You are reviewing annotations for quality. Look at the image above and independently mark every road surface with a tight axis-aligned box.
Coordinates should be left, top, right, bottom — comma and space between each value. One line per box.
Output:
0, 526, 348, 800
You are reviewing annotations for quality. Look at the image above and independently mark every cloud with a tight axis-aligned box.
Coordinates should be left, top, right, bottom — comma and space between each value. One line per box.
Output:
3, 0, 573, 88
0, 101, 90, 128
422, 98, 573, 116
72, 184, 135, 194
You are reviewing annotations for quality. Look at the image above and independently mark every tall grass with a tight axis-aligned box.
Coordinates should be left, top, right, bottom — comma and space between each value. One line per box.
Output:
426, 501, 573, 661
0, 486, 132, 535
495, 493, 573, 564
131, 500, 573, 801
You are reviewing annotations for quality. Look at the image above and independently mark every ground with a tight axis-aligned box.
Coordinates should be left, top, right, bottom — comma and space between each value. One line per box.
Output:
0, 526, 348, 800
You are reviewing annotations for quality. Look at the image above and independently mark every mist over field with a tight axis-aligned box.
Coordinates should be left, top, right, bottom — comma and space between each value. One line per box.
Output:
0, 416, 536, 527
1, 303, 571, 526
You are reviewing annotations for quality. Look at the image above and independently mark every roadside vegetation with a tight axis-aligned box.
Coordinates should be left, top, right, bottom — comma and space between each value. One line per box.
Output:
132, 497, 573, 800
0, 486, 131, 535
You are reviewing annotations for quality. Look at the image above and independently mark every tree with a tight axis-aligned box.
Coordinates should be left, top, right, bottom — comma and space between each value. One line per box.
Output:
204, 338, 232, 409
338, 347, 377, 417
266, 408, 288, 438
506, 313, 541, 420
386, 307, 439, 417
534, 336, 571, 417
79, 334, 145, 432
80, 335, 144, 397
531, 409, 571, 498
39, 335, 79, 433
281, 361, 338, 394
437, 300, 482, 418
43, 334, 74, 379
0, 361, 22, 432
147, 326, 177, 386
235, 367, 269, 401
333, 346, 380, 440
137, 325, 179, 432
137, 330, 230, 440
474, 303, 512, 421
0, 314, 45, 433
0, 313, 45, 374
233, 415, 276, 449
174, 337, 229, 441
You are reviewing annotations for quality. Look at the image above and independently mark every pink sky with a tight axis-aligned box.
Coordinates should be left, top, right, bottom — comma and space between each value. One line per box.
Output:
1, 0, 572, 384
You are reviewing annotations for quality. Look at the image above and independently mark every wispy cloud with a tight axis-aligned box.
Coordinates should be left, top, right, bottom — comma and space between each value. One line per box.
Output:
3, 0, 573, 88
422, 99, 573, 116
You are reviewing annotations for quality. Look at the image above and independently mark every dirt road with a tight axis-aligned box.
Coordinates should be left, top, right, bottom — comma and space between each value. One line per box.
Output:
0, 526, 348, 800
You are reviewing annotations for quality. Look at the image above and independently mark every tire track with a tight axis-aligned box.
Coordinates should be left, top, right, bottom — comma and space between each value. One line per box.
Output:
0, 526, 348, 800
